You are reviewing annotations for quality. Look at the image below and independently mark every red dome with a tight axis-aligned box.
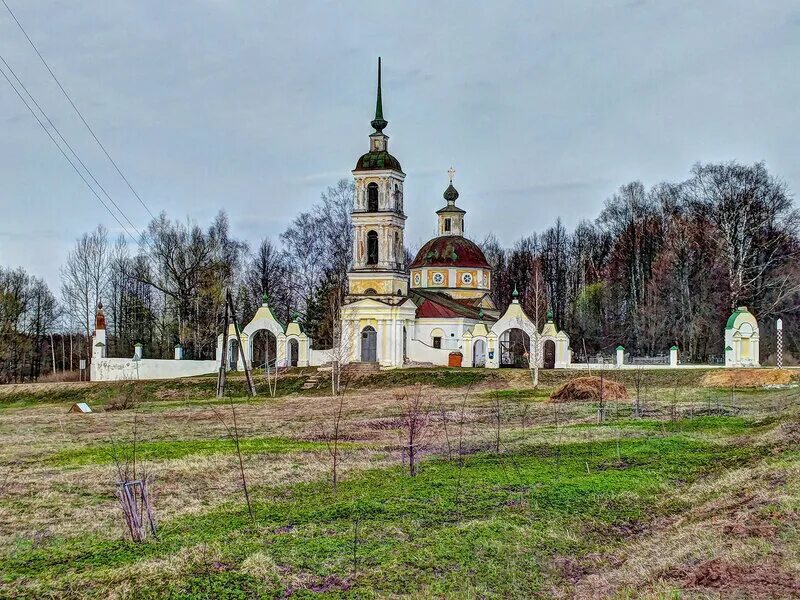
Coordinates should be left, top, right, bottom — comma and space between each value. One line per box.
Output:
409, 235, 491, 269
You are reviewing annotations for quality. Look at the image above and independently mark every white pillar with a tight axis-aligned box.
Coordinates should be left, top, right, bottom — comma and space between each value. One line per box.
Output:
615, 345, 624, 368
174, 344, 183, 360
669, 345, 678, 367
134, 343, 143, 360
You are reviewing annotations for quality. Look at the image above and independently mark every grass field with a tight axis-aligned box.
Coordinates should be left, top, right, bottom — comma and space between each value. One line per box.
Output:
1, 367, 799, 599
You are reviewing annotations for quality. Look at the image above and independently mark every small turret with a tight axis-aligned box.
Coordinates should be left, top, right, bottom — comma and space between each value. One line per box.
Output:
436, 168, 466, 236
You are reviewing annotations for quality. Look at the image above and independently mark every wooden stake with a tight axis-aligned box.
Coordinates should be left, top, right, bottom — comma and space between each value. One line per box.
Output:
216, 295, 230, 398
228, 290, 257, 397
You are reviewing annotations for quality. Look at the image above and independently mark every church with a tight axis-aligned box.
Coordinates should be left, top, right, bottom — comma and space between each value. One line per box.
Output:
87, 61, 770, 381
92, 60, 572, 379
230, 59, 572, 371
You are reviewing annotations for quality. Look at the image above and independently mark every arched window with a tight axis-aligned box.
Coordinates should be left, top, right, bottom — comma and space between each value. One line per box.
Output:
367, 230, 379, 265
367, 183, 379, 212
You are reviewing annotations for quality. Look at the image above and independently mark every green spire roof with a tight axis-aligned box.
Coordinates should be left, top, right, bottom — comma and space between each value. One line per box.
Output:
370, 57, 388, 133
512, 285, 519, 299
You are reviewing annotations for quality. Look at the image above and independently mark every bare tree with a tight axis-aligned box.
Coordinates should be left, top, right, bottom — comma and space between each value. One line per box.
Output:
400, 387, 432, 477
633, 365, 645, 417
322, 390, 347, 494
60, 225, 111, 363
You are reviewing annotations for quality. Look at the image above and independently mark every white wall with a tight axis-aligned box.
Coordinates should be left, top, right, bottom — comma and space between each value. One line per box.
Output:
407, 339, 457, 365
414, 318, 473, 350
308, 348, 333, 367
91, 358, 218, 381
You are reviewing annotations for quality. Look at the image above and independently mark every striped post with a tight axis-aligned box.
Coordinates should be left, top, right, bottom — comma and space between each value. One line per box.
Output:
776, 319, 783, 369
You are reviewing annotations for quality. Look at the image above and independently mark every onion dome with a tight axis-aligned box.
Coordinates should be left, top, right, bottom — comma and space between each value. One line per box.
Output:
409, 235, 491, 269
443, 183, 459, 202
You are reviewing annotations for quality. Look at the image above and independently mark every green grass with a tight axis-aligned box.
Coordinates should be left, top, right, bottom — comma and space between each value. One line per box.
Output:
3, 428, 765, 598
478, 387, 551, 400
0, 368, 496, 411
358, 367, 496, 390
46, 437, 354, 467
577, 415, 757, 434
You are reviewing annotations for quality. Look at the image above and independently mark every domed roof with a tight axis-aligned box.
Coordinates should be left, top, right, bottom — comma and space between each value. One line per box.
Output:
354, 150, 402, 172
409, 235, 491, 269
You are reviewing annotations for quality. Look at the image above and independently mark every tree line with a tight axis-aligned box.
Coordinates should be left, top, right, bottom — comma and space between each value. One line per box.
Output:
1, 160, 798, 382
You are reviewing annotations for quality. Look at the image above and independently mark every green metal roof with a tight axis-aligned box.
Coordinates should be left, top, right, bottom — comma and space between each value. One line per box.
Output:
725, 309, 742, 329
354, 150, 402, 172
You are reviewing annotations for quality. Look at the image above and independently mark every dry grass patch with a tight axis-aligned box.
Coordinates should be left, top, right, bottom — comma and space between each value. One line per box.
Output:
550, 376, 629, 402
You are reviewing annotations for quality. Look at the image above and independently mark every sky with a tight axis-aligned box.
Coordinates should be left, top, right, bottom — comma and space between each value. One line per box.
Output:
1, 1, 799, 289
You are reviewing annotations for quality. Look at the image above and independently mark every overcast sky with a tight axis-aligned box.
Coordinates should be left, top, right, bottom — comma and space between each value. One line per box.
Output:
1, 1, 799, 288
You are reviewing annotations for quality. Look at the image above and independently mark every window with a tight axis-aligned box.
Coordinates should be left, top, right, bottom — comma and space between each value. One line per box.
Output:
444, 218, 451, 232
367, 183, 379, 212
367, 230, 379, 265
433, 337, 442, 349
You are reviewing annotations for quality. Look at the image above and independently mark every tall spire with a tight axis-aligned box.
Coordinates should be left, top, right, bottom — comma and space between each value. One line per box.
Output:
371, 57, 388, 133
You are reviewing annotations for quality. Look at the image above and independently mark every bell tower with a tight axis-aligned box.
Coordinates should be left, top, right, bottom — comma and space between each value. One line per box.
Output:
348, 58, 408, 299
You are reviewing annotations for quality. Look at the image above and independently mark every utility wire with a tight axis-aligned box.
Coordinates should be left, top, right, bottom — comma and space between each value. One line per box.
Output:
0, 52, 145, 242
0, 61, 139, 244
2, 0, 157, 221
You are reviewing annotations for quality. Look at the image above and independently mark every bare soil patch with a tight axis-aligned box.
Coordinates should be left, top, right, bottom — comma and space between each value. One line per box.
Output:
677, 557, 800, 599
701, 369, 794, 388
549, 376, 628, 402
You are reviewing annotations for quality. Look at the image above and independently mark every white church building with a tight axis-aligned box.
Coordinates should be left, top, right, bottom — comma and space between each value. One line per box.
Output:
89, 60, 764, 380
219, 58, 571, 372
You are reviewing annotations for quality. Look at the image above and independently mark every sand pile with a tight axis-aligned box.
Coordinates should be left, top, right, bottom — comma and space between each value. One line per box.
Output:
549, 376, 628, 402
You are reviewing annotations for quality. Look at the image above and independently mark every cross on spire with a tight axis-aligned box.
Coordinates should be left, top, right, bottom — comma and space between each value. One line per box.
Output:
448, 166, 455, 184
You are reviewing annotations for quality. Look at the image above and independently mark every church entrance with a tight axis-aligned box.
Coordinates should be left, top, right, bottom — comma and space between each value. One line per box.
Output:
361, 326, 377, 362
543, 340, 556, 369
499, 328, 530, 368
228, 339, 239, 371
288, 339, 299, 367
473, 339, 486, 367
251, 330, 277, 370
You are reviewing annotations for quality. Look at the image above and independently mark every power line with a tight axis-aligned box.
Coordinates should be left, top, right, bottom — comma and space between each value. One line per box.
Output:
2, 0, 157, 221
0, 52, 145, 242
0, 60, 139, 244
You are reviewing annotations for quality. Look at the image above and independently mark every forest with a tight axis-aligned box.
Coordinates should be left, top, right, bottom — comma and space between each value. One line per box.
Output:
1, 160, 798, 382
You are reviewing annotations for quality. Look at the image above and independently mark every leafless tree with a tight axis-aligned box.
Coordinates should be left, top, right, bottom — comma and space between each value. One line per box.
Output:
60, 225, 111, 363
322, 388, 347, 494
633, 365, 645, 417
400, 387, 432, 477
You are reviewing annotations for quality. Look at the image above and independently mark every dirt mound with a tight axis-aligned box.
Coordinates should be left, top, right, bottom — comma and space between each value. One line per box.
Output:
701, 369, 794, 388
681, 557, 800, 598
549, 376, 628, 402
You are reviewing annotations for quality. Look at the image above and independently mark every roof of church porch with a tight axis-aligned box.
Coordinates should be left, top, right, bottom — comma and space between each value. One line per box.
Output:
410, 289, 496, 321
